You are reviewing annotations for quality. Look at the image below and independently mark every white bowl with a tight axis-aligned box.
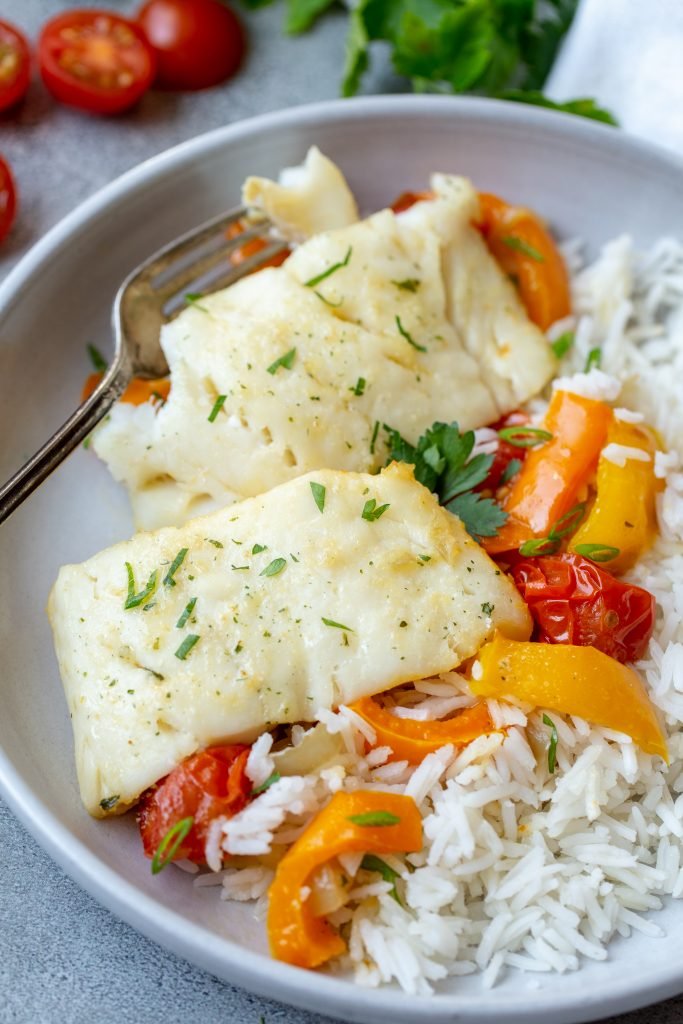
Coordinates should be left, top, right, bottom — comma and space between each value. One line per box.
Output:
1, 95, 683, 1024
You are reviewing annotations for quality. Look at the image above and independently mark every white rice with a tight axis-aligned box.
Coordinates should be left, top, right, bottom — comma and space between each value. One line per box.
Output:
192, 233, 683, 993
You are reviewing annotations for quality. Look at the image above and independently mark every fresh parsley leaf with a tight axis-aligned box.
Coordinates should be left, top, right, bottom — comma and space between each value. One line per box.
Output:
267, 347, 297, 374
396, 314, 427, 352
285, 0, 336, 34
87, 344, 108, 373
449, 490, 508, 540
260, 557, 287, 577
481, 601, 494, 616
310, 481, 326, 513
361, 498, 390, 521
304, 246, 352, 287
208, 395, 227, 422
500, 457, 522, 485
252, 543, 267, 554
347, 811, 401, 827
500, 90, 618, 126
322, 616, 354, 631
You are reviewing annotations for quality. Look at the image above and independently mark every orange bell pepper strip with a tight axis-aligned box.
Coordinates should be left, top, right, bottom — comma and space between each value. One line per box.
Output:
267, 790, 422, 969
81, 373, 171, 407
570, 418, 659, 575
351, 696, 494, 763
470, 633, 668, 760
477, 193, 571, 330
484, 390, 613, 556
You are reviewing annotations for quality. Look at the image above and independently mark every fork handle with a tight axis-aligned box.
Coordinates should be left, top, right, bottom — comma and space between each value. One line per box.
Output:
0, 359, 131, 526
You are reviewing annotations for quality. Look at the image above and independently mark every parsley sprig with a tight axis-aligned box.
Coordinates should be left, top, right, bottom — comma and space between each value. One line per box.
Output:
384, 420, 507, 540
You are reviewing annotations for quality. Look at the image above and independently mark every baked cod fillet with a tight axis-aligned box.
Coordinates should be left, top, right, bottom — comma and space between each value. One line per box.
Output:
49, 464, 531, 817
93, 159, 555, 531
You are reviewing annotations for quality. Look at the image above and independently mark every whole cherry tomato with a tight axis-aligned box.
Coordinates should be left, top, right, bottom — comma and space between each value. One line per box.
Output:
0, 19, 31, 112
138, 744, 251, 864
137, 0, 245, 91
512, 554, 656, 664
38, 10, 156, 116
0, 156, 17, 244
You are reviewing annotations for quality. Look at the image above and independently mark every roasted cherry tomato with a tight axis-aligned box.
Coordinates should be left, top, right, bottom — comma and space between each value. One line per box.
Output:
512, 554, 656, 664
0, 19, 31, 112
138, 744, 251, 864
390, 190, 433, 214
0, 156, 17, 244
38, 10, 155, 116
226, 217, 289, 271
137, 0, 245, 91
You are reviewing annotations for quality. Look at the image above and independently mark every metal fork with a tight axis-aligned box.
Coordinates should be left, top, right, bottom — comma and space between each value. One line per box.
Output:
0, 206, 287, 525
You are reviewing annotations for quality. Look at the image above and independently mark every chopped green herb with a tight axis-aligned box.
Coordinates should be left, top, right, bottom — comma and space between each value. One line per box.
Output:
124, 563, 158, 610
260, 557, 287, 577
310, 481, 326, 513
252, 543, 267, 554
87, 343, 107, 373
585, 347, 602, 371
347, 811, 401, 827
151, 816, 194, 874
481, 602, 494, 616
176, 597, 197, 629
395, 315, 427, 352
369, 419, 380, 454
361, 853, 402, 904
314, 290, 343, 307
498, 426, 553, 448
351, 376, 366, 396
384, 420, 508, 541
551, 331, 575, 359
543, 713, 559, 774
99, 795, 119, 811
322, 616, 354, 632
208, 394, 227, 422
304, 245, 352, 287
574, 543, 621, 563
503, 235, 545, 261
391, 278, 420, 293
185, 292, 209, 312
251, 771, 281, 796
208, 539, 223, 548
163, 548, 188, 588
361, 498, 390, 522
267, 347, 297, 375
418, 554, 431, 563
175, 634, 200, 660
231, 564, 249, 571
500, 458, 523, 485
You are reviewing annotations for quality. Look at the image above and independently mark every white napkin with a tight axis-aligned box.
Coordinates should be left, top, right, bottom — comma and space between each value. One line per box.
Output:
546, 0, 683, 154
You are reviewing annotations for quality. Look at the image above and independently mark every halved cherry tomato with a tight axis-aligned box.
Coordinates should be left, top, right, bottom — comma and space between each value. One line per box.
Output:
0, 19, 31, 112
512, 554, 656, 664
226, 217, 290, 271
38, 10, 155, 116
0, 155, 17, 244
138, 744, 251, 864
138, 0, 245, 91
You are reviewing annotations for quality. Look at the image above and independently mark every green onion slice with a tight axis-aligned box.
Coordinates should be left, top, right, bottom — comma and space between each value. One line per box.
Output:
498, 426, 553, 448
151, 816, 194, 874
163, 548, 188, 587
550, 502, 587, 539
175, 634, 200, 660
543, 713, 559, 774
347, 811, 401, 827
395, 315, 427, 352
502, 235, 545, 262
124, 563, 158, 610
519, 536, 561, 557
208, 395, 227, 423
574, 543, 621, 562
585, 347, 602, 371
251, 771, 281, 796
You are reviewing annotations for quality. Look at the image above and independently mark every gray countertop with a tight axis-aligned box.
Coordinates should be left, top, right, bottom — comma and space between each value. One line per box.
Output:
1, 3, 682, 1022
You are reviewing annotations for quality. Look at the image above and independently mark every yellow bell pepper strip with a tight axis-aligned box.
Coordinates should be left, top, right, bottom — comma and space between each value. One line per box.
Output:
267, 790, 422, 969
477, 193, 572, 330
484, 390, 613, 555
570, 418, 659, 574
351, 696, 494, 763
470, 632, 668, 760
